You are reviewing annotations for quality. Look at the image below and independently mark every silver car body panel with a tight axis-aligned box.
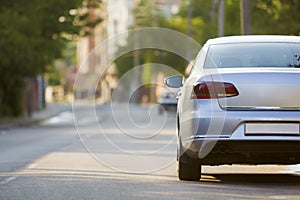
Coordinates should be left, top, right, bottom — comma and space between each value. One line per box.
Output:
211, 68, 300, 110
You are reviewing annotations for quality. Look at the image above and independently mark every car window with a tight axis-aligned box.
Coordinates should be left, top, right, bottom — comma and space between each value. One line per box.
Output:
204, 42, 300, 69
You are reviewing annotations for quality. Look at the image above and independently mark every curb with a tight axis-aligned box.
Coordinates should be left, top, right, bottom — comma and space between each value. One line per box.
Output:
0, 105, 72, 130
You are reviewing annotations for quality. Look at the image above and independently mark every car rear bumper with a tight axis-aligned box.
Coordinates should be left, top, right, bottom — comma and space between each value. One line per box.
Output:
183, 139, 300, 165
180, 107, 300, 165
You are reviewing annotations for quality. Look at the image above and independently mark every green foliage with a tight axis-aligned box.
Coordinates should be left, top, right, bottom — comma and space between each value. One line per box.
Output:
253, 0, 300, 35
0, 0, 102, 117
115, 0, 300, 94
114, 51, 135, 80
174, 0, 218, 44
172, 0, 300, 41
46, 65, 62, 86
225, 0, 241, 36
115, 0, 189, 82
133, 0, 157, 27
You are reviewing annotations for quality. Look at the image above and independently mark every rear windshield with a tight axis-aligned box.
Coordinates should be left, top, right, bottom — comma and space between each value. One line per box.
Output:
204, 43, 300, 69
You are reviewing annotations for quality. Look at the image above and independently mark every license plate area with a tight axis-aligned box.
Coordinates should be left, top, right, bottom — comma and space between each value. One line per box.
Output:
245, 123, 300, 136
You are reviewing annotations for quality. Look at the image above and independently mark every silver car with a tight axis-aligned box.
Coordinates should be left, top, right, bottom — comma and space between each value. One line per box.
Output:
157, 88, 179, 114
165, 35, 300, 181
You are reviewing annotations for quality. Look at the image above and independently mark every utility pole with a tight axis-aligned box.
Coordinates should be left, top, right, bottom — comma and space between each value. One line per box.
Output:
218, 0, 225, 37
187, 0, 193, 62
210, 0, 218, 23
132, 28, 142, 104
240, 0, 251, 35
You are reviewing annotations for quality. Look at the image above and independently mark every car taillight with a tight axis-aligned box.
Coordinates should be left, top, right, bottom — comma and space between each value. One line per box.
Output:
192, 82, 239, 99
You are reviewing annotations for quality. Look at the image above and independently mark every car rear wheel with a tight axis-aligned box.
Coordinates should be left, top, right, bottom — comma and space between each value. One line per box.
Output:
177, 144, 201, 181
178, 158, 201, 181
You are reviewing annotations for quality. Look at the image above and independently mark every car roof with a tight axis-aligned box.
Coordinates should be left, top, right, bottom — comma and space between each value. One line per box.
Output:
206, 35, 300, 45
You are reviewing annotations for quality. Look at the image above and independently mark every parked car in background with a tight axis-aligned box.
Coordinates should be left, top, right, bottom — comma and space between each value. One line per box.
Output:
157, 88, 179, 114
165, 35, 300, 181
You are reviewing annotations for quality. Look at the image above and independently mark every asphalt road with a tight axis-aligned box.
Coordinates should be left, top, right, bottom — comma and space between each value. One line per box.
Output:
1, 103, 300, 200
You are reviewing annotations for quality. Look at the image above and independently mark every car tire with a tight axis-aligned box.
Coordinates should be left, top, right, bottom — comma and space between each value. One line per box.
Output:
178, 158, 201, 181
158, 105, 164, 115
177, 143, 201, 181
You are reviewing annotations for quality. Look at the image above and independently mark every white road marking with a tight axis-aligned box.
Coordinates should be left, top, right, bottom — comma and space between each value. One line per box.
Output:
28, 163, 37, 169
1, 176, 16, 185
269, 196, 288, 200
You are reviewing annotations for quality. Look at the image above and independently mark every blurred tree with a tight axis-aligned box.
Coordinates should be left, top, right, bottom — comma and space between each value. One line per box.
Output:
133, 0, 158, 27
167, 0, 300, 43
225, 0, 241, 35
114, 0, 300, 104
115, 0, 189, 81
46, 65, 62, 86
0, 0, 102, 117
174, 0, 218, 44
253, 0, 300, 35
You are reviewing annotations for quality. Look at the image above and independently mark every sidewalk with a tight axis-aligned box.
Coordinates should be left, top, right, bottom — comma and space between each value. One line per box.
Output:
0, 103, 72, 130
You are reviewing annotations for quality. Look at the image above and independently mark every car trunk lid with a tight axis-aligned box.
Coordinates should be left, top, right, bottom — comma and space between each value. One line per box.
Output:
210, 68, 300, 110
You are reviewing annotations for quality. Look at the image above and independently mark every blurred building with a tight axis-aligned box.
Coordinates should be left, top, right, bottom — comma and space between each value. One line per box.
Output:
75, 0, 182, 102
75, 0, 133, 102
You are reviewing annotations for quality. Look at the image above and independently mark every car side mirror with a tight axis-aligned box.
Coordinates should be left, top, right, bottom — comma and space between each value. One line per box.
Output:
164, 75, 183, 88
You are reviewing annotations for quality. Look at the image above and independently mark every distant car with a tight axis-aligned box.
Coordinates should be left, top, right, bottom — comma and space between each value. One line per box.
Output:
165, 35, 300, 181
157, 88, 178, 114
